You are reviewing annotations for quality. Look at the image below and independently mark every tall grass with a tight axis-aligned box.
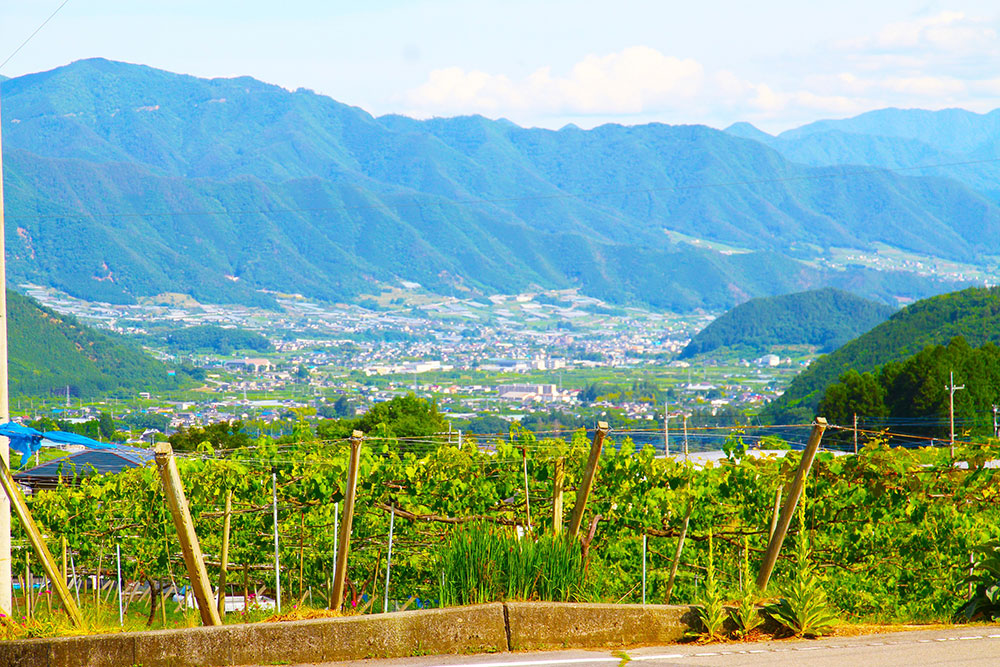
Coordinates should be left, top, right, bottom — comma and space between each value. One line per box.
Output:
440, 523, 588, 606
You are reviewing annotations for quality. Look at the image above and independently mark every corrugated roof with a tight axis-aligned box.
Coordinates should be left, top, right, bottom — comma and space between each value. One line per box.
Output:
13, 447, 155, 485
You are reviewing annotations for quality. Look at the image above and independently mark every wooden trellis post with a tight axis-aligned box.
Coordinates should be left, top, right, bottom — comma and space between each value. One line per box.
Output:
756, 418, 828, 591
331, 430, 363, 610
0, 455, 83, 627
552, 457, 565, 535
568, 422, 609, 538
154, 443, 222, 626
217, 489, 232, 618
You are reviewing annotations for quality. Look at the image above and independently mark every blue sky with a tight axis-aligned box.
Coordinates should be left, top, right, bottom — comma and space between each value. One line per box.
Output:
4, 1, 1000, 132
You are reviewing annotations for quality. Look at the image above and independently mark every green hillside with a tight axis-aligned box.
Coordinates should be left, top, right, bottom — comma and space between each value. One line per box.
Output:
7, 290, 192, 398
680, 288, 895, 358
763, 286, 1000, 423
0, 59, 984, 311
817, 336, 997, 439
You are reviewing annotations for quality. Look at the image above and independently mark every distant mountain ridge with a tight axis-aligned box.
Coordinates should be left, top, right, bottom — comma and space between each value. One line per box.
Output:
680, 288, 895, 359
724, 108, 1000, 201
762, 286, 1000, 423
1, 60, 994, 309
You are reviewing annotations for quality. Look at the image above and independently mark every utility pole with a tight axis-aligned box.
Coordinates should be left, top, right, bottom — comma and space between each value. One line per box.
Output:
853, 413, 858, 455
663, 402, 669, 456
993, 405, 998, 439
0, 92, 11, 616
683, 414, 689, 458
946, 370, 964, 457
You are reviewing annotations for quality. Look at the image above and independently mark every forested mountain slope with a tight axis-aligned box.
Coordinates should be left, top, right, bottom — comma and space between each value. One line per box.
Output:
7, 290, 191, 397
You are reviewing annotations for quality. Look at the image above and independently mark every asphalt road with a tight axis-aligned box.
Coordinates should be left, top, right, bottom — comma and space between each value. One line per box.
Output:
284, 625, 1000, 667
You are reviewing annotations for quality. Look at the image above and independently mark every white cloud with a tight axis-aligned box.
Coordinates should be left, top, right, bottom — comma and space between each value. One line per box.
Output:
402, 18, 1000, 133
404, 46, 892, 129
406, 46, 704, 118
882, 75, 967, 96
872, 11, 996, 52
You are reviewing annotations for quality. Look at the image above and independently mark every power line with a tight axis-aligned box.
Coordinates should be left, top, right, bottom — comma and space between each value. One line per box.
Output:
0, 0, 72, 72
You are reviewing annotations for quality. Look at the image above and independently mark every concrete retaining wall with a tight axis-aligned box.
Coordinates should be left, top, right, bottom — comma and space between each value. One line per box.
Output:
0, 602, 696, 666
505, 602, 698, 651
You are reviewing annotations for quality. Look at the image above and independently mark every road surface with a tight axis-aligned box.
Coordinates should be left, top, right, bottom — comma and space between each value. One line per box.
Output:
279, 625, 1000, 667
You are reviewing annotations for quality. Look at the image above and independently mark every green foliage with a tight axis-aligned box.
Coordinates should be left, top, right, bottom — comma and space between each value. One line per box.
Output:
955, 542, 1000, 622
168, 420, 252, 452
765, 512, 838, 638
440, 523, 587, 605
317, 393, 445, 440
681, 288, 894, 358
578, 379, 663, 405
6, 290, 193, 398
731, 538, 763, 639
733, 588, 763, 639
14, 422, 1000, 627
98, 412, 115, 440
694, 529, 728, 641
818, 336, 1000, 440
122, 411, 170, 432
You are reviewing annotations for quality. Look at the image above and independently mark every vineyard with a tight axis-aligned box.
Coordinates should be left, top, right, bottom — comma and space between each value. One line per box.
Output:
6, 419, 1000, 636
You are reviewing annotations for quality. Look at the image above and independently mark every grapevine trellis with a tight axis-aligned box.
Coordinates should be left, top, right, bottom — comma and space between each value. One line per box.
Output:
5, 419, 1000, 628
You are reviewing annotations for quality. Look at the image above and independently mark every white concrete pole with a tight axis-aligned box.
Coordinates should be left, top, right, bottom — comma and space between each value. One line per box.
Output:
273, 471, 281, 613
383, 507, 394, 613
0, 91, 12, 616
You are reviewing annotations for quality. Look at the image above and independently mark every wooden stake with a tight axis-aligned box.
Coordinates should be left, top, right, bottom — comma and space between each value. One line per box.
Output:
522, 444, 532, 532
298, 510, 305, 603
552, 457, 564, 535
24, 552, 30, 619
331, 431, 363, 610
768, 487, 782, 542
756, 418, 828, 591
160, 587, 168, 627
0, 454, 83, 626
95, 550, 103, 608
217, 489, 232, 619
568, 422, 609, 538
153, 443, 221, 626
663, 499, 693, 604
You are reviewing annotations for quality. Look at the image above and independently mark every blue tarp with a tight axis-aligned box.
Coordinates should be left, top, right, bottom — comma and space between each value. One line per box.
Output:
0, 422, 113, 467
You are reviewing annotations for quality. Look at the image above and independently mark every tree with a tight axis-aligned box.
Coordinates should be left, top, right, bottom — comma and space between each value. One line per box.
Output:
818, 369, 888, 427
168, 420, 252, 452
98, 412, 115, 440
316, 393, 446, 441
354, 393, 445, 438
333, 395, 351, 417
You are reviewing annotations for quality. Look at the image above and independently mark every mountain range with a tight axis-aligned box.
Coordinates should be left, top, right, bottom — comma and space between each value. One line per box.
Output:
2, 59, 997, 310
